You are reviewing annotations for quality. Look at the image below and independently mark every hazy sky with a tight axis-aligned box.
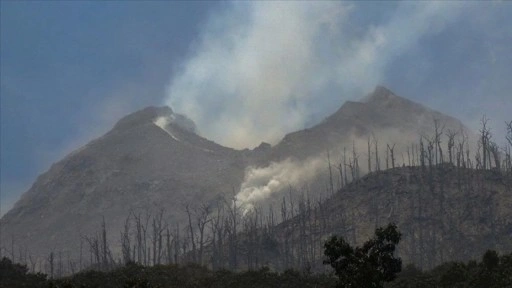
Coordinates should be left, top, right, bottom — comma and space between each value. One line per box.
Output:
1, 1, 511, 215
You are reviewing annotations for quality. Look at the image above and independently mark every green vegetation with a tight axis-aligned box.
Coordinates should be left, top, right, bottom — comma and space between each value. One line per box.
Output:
2, 224, 511, 287
3, 261, 336, 288
1, 250, 512, 287
0, 257, 47, 288
387, 250, 512, 288
324, 223, 402, 288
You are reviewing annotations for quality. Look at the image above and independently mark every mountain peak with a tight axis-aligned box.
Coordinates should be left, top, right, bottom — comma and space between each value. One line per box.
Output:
363, 85, 400, 103
113, 106, 173, 130
113, 106, 196, 133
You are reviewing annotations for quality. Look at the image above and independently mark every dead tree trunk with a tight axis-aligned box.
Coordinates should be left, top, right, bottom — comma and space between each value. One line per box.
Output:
446, 130, 457, 165
367, 136, 372, 173
480, 116, 490, 170
48, 251, 54, 279
327, 151, 334, 195
374, 134, 381, 171
197, 203, 212, 265
151, 209, 164, 265
226, 192, 239, 270
165, 228, 172, 264
174, 223, 180, 264
121, 213, 132, 265
185, 204, 197, 263
387, 144, 396, 169
434, 119, 445, 165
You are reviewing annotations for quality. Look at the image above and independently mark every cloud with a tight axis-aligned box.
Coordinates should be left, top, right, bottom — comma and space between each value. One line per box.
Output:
165, 2, 467, 149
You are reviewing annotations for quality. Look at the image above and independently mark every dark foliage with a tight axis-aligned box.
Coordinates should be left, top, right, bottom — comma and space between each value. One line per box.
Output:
386, 250, 512, 288
48, 263, 336, 288
0, 257, 47, 288
324, 223, 402, 288
2, 250, 512, 287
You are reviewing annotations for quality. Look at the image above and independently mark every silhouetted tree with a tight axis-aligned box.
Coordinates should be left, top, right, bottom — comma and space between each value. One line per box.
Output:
324, 223, 402, 288
0, 257, 46, 287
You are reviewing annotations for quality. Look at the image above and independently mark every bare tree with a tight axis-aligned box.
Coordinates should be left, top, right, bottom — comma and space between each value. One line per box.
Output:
79, 238, 83, 271
185, 204, 197, 263
100, 216, 111, 270
173, 223, 180, 264
151, 209, 165, 265
280, 196, 290, 269
367, 136, 372, 172
446, 129, 457, 165
373, 134, 381, 171
164, 227, 172, 264
434, 119, 445, 165
504, 121, 512, 174
489, 141, 501, 171
387, 144, 396, 169
84, 234, 100, 268
67, 252, 76, 275
10, 237, 15, 262
507, 120, 512, 147
210, 203, 225, 269
121, 212, 132, 264
142, 211, 151, 265
47, 251, 54, 279
419, 138, 426, 169
327, 151, 334, 195
335, 162, 344, 190
343, 147, 349, 184
196, 203, 212, 265
28, 253, 37, 272
407, 146, 411, 167
480, 116, 491, 169
225, 191, 240, 269
352, 141, 360, 179
134, 213, 142, 263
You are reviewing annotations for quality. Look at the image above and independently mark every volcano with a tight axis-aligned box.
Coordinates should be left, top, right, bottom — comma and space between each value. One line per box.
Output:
0, 86, 474, 263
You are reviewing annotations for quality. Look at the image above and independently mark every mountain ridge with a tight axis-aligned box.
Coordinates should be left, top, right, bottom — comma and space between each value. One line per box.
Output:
0, 86, 477, 264
270, 86, 470, 163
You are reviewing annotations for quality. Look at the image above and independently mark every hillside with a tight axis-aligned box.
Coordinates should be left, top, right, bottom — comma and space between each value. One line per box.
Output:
0, 106, 249, 261
270, 86, 470, 162
245, 165, 512, 271
0, 86, 500, 272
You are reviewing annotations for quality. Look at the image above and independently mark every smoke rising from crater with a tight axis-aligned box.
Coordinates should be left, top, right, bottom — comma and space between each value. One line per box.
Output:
165, 2, 464, 149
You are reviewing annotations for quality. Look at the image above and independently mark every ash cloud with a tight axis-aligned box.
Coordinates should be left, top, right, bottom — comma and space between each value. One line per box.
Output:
165, 2, 465, 149
163, 2, 483, 206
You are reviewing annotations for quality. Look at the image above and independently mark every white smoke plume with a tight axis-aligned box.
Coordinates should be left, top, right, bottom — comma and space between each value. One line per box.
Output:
165, 2, 465, 149
236, 157, 326, 211
154, 116, 171, 130
164, 2, 472, 207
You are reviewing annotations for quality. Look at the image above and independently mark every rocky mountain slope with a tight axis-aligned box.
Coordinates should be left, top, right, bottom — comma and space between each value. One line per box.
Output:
0, 86, 480, 265
265, 165, 512, 271
1, 106, 249, 260
271, 86, 469, 162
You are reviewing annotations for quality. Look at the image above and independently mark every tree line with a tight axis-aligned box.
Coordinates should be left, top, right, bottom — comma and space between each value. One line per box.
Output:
2, 225, 511, 287
2, 117, 511, 276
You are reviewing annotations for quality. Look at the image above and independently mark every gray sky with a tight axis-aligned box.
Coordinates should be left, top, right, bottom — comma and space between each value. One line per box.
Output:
1, 1, 511, 215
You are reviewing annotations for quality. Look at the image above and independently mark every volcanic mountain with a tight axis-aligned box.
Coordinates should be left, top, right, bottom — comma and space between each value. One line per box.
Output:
1, 106, 248, 259
271, 86, 468, 161
0, 86, 473, 263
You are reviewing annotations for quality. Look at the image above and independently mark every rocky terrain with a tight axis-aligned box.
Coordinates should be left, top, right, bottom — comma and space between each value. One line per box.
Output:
0, 86, 493, 269
267, 165, 512, 271
271, 86, 469, 162
1, 106, 248, 260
